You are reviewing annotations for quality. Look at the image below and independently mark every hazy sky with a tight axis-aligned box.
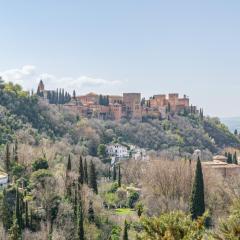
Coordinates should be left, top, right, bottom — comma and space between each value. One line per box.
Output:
0, 1, 240, 117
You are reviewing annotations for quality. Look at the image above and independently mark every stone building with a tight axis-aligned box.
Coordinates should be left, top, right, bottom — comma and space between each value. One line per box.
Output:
109, 95, 123, 104
202, 155, 240, 178
37, 81, 196, 122
77, 92, 99, 106
123, 93, 142, 119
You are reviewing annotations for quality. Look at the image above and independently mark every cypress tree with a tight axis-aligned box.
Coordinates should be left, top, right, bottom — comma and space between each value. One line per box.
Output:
78, 156, 84, 185
73, 183, 78, 218
5, 143, 10, 173
88, 200, 95, 223
77, 200, 84, 240
89, 160, 98, 194
83, 158, 88, 184
30, 209, 33, 230
14, 140, 18, 163
108, 166, 111, 180
190, 157, 205, 220
227, 152, 233, 164
123, 220, 128, 240
113, 165, 117, 181
25, 200, 29, 228
233, 152, 238, 165
73, 90, 76, 99
8, 213, 21, 240
66, 155, 72, 197
118, 164, 121, 187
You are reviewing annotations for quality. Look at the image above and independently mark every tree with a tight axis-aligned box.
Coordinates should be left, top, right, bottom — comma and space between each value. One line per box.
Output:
78, 156, 84, 185
66, 155, 72, 197
118, 164, 121, 187
88, 200, 95, 223
108, 166, 111, 180
190, 157, 205, 220
212, 199, 240, 239
78, 200, 84, 240
15, 186, 23, 230
14, 140, 18, 163
83, 158, 88, 184
8, 214, 21, 240
227, 152, 233, 164
25, 198, 29, 228
123, 220, 129, 240
5, 143, 11, 173
89, 160, 98, 194
136, 202, 144, 218
113, 165, 117, 181
32, 157, 49, 171
233, 152, 238, 165
136, 211, 207, 240
97, 144, 106, 159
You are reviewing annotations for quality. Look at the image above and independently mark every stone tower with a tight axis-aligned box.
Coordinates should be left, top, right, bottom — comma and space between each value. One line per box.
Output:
37, 80, 45, 93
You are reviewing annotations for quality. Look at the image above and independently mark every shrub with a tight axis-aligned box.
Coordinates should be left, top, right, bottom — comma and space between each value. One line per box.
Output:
32, 157, 49, 171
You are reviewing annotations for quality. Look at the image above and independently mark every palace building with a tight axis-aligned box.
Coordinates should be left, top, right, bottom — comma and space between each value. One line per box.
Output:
37, 80, 196, 121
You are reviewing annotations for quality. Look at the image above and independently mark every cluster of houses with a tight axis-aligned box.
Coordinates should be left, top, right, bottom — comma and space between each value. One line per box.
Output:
106, 143, 148, 164
37, 80, 196, 121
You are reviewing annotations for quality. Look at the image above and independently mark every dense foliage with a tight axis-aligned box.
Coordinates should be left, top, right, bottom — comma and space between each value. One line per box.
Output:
1, 80, 240, 239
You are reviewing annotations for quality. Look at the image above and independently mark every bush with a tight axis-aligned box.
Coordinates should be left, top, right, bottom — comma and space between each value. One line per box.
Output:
32, 157, 49, 171
127, 191, 139, 208
108, 182, 119, 193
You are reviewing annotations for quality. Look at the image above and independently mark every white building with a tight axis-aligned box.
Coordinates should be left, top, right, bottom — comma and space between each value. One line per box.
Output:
106, 143, 129, 159
0, 172, 8, 187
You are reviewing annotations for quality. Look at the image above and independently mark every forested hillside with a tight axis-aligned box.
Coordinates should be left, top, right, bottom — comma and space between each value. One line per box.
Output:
1, 81, 240, 239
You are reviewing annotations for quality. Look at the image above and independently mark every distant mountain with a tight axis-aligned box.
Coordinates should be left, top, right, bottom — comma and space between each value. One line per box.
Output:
221, 117, 240, 133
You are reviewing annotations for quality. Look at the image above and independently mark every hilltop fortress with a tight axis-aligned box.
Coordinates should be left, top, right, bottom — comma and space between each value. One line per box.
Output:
37, 80, 197, 121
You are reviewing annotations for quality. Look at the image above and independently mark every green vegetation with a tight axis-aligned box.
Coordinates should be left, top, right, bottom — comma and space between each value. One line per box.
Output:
0, 80, 240, 239
190, 157, 205, 220
115, 208, 135, 216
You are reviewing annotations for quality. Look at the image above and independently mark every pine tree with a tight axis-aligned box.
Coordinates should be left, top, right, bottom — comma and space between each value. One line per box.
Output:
5, 143, 10, 173
77, 200, 84, 240
78, 156, 84, 185
88, 200, 95, 223
84, 158, 88, 184
66, 155, 72, 197
113, 164, 117, 181
118, 164, 121, 187
89, 160, 98, 194
123, 220, 129, 240
190, 157, 205, 220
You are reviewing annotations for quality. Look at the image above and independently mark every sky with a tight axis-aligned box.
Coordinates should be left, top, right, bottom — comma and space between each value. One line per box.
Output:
0, 1, 240, 117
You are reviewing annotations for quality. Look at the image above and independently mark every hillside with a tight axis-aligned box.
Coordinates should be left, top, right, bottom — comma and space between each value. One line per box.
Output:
0, 82, 239, 155
1, 81, 240, 239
